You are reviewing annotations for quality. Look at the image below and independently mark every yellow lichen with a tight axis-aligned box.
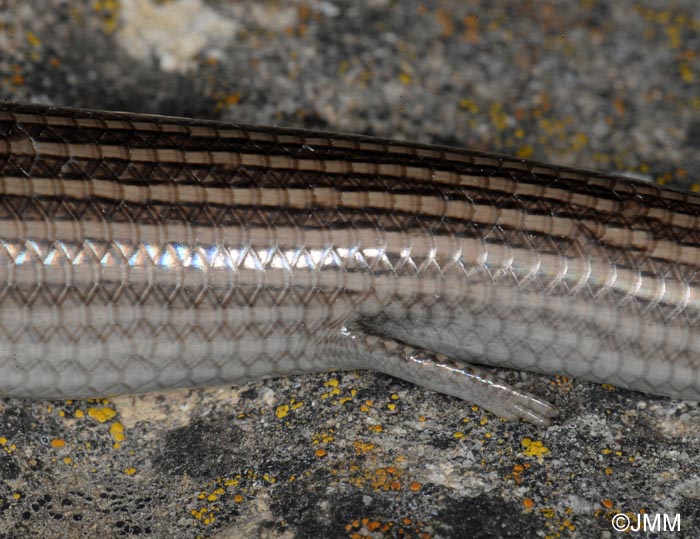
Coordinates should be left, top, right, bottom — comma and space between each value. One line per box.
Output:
110, 422, 125, 443
275, 405, 289, 419
262, 473, 276, 484
87, 406, 117, 423
26, 31, 41, 47
522, 438, 549, 458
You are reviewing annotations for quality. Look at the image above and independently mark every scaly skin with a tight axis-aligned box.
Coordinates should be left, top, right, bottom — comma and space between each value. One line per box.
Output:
1, 101, 699, 424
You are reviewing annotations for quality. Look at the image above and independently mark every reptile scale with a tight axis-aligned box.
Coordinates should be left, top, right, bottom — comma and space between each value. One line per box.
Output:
1, 101, 699, 425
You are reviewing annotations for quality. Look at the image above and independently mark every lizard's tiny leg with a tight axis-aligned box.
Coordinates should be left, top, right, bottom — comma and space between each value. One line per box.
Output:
338, 326, 558, 426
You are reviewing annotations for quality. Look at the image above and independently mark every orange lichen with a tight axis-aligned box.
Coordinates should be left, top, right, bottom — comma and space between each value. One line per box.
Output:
353, 441, 375, 455
50, 438, 66, 448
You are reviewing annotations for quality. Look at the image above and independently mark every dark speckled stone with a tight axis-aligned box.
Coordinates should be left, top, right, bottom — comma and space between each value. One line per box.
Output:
154, 416, 246, 479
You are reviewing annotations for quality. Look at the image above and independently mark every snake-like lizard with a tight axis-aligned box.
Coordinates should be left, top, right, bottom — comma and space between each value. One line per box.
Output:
1, 102, 699, 425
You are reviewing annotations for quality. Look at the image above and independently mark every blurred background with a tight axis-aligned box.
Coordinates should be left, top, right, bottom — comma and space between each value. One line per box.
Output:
1, 1, 699, 538
2, 0, 699, 181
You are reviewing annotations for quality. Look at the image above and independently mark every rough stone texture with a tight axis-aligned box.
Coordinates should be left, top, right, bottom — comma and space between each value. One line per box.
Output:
0, 1, 699, 538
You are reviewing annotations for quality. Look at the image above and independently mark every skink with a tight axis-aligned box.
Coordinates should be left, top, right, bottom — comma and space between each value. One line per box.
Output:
0, 101, 698, 425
